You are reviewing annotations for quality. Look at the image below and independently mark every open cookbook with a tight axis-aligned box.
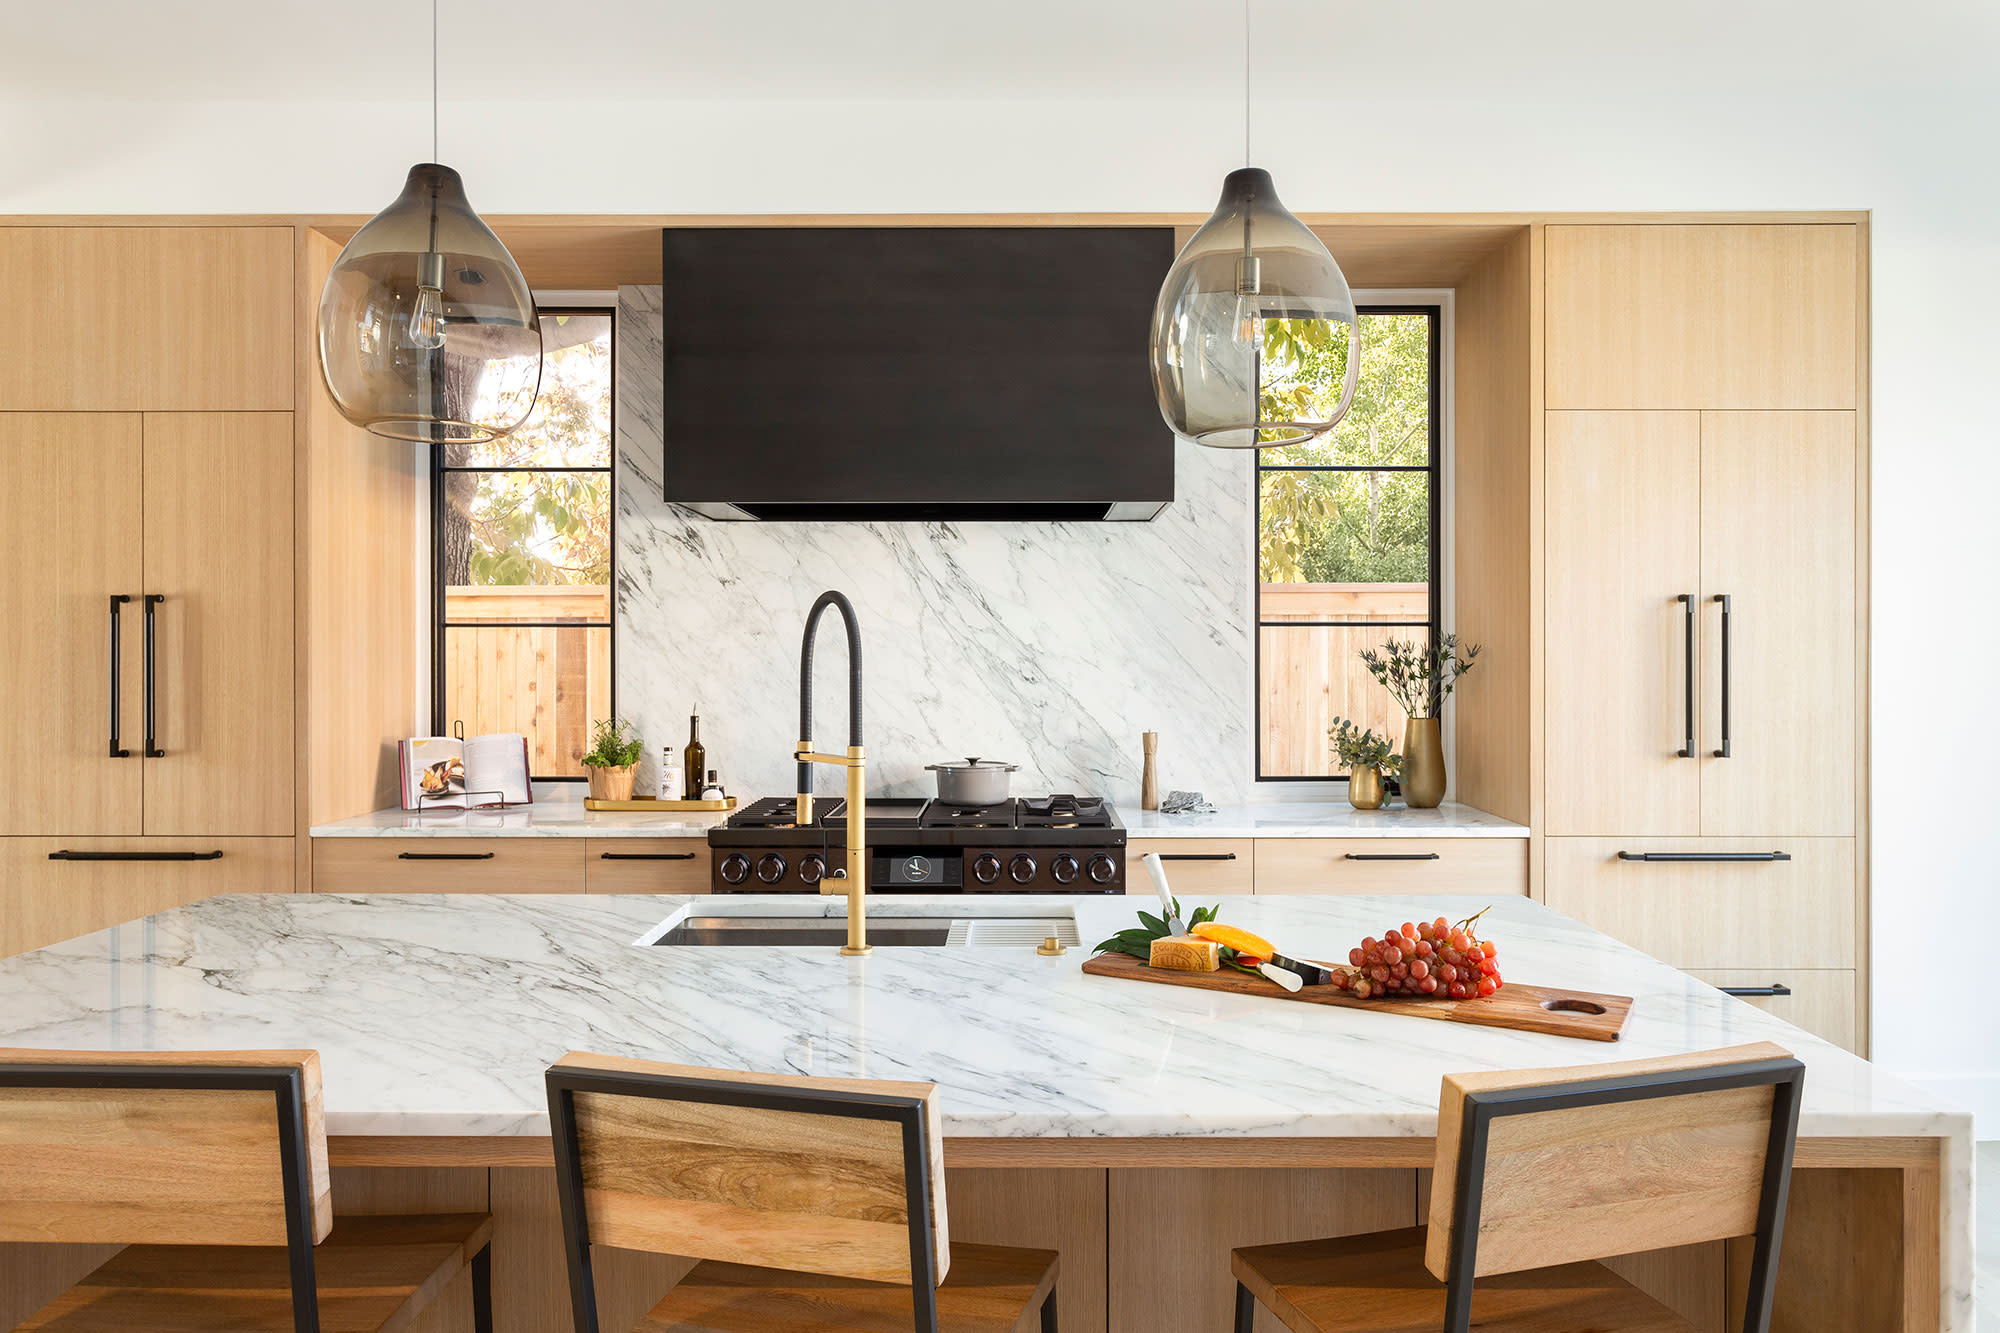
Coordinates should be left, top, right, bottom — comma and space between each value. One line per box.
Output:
398, 733, 533, 810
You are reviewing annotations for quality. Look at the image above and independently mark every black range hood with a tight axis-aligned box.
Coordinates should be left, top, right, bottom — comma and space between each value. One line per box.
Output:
659, 226, 1176, 522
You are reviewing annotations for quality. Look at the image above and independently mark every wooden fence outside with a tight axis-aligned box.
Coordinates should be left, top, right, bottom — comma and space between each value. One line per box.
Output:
444, 585, 610, 777
1259, 583, 1430, 778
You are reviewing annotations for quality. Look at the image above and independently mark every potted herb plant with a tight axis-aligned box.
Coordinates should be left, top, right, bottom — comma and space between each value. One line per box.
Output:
582, 716, 645, 801
1328, 718, 1404, 811
1358, 635, 1481, 808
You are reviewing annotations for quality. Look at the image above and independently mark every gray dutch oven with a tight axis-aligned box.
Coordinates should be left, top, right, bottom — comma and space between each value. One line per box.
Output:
925, 756, 1019, 805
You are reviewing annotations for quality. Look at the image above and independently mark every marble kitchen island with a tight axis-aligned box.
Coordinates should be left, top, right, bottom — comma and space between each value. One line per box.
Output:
0, 893, 1970, 1332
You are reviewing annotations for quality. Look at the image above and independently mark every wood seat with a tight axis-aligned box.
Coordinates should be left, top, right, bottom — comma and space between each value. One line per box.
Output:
17, 1213, 494, 1332
1232, 1226, 1689, 1333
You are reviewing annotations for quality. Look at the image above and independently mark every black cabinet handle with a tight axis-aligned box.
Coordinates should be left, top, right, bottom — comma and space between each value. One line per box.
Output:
1344, 852, 1442, 861
599, 852, 698, 861
108, 595, 131, 758
50, 849, 223, 862
1617, 851, 1792, 863
1157, 852, 1237, 862
1720, 983, 1792, 998
1713, 593, 1732, 758
142, 594, 165, 758
1676, 593, 1695, 758
397, 851, 496, 861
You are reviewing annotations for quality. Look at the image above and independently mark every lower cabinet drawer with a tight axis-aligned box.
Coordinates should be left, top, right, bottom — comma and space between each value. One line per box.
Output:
585, 839, 710, 892
310, 838, 584, 893
1544, 837, 1853, 969
1687, 969, 1859, 1053
1253, 839, 1526, 895
1126, 839, 1253, 895
1, 837, 294, 956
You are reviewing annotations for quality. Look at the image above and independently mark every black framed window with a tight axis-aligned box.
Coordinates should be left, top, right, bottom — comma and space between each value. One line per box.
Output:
432, 308, 615, 780
1256, 306, 1442, 780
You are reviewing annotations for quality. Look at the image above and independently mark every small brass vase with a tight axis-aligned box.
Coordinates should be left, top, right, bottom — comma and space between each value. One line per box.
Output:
1401, 717, 1446, 808
1347, 765, 1386, 811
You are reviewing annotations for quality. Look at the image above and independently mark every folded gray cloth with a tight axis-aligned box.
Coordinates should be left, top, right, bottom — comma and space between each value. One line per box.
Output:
1160, 790, 1216, 814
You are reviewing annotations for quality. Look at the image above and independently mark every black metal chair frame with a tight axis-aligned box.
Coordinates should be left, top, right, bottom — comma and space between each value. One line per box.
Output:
1233, 1055, 1805, 1333
546, 1063, 1058, 1333
0, 1059, 494, 1333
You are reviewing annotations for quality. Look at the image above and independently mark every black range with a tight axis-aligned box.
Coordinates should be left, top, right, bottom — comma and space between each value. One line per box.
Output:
707, 794, 1127, 893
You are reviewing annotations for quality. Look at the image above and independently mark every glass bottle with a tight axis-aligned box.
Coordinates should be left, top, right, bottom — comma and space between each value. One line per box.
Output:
684, 715, 706, 798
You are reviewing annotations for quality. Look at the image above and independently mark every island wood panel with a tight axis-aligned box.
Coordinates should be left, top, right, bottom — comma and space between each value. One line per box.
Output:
0, 414, 145, 836
0, 837, 293, 957
946, 1168, 1107, 1333
1544, 224, 1858, 410
1544, 838, 1854, 969
1731, 1165, 1940, 1333
0, 226, 293, 411
1544, 411, 1702, 836
1698, 411, 1857, 837
1687, 969, 1859, 1053
1125, 838, 1254, 895
583, 839, 711, 893
311, 838, 585, 893
142, 413, 296, 837
1252, 837, 1526, 895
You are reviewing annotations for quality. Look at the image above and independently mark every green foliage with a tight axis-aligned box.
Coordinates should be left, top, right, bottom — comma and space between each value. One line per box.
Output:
1328, 717, 1404, 777
1092, 900, 1220, 961
581, 716, 644, 769
1359, 634, 1482, 719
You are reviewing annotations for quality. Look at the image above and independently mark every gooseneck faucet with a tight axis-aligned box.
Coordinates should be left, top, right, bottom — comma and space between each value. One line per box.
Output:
794, 591, 869, 955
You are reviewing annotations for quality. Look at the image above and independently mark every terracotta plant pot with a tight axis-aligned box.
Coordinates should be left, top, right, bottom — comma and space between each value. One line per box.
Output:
1401, 717, 1446, 808
1347, 765, 1386, 810
587, 763, 638, 801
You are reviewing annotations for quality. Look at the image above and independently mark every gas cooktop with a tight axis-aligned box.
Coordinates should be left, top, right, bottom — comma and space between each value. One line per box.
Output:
726, 794, 1116, 832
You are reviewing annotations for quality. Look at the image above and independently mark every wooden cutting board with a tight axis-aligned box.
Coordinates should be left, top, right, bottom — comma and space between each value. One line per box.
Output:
1081, 951, 1633, 1042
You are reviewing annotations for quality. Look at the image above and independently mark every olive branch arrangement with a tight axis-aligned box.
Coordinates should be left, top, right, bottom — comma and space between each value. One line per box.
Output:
1358, 635, 1482, 719
1328, 718, 1404, 777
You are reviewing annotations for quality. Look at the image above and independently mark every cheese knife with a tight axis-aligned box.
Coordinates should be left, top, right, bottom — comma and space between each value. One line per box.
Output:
1142, 853, 1302, 992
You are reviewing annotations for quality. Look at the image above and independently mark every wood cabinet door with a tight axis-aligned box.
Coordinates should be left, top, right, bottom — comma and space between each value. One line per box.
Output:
141, 414, 295, 836
1686, 969, 1859, 1053
1251, 839, 1525, 895
1125, 839, 1254, 895
1544, 412, 1702, 835
1545, 224, 1858, 409
1699, 412, 1857, 836
312, 838, 585, 893
0, 414, 145, 835
585, 839, 711, 893
0, 837, 293, 957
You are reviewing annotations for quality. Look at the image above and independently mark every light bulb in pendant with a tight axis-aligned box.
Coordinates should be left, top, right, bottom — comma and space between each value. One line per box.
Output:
409, 282, 447, 349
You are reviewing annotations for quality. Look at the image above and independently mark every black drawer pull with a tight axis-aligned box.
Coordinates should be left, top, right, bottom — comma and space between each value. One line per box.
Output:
1712, 593, 1733, 758
1344, 852, 1441, 861
49, 849, 224, 862
396, 851, 496, 861
1720, 984, 1792, 998
1676, 592, 1695, 759
1157, 852, 1237, 862
599, 852, 698, 861
142, 594, 164, 759
108, 595, 131, 758
1616, 851, 1792, 863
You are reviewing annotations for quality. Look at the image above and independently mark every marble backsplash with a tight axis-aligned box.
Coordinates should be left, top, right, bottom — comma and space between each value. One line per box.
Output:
614, 285, 1254, 806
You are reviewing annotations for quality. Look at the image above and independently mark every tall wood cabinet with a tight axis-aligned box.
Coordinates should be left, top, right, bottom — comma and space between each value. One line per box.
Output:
1539, 222, 1866, 1050
0, 226, 295, 955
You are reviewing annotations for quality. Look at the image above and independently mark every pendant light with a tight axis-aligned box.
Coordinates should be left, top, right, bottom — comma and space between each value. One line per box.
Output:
1148, 0, 1360, 449
317, 0, 541, 443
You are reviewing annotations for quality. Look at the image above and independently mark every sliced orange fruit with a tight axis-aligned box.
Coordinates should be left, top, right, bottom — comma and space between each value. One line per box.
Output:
1190, 921, 1276, 959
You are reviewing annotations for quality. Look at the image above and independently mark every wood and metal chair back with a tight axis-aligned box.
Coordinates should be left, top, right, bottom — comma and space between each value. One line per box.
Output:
1425, 1040, 1804, 1333
546, 1052, 953, 1333
0, 1048, 333, 1333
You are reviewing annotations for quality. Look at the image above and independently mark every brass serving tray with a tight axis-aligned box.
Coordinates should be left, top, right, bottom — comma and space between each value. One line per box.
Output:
583, 796, 737, 812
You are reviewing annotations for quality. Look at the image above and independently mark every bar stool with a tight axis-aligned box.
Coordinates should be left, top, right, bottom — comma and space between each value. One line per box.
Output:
545, 1052, 1060, 1332
0, 1048, 493, 1333
1231, 1041, 1803, 1333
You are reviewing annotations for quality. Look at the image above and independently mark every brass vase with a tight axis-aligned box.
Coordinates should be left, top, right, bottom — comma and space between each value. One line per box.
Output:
1347, 765, 1386, 810
1401, 717, 1446, 808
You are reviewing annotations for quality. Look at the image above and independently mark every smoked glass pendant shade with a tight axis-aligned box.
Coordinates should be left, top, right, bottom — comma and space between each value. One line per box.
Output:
1149, 167, 1360, 449
317, 164, 542, 443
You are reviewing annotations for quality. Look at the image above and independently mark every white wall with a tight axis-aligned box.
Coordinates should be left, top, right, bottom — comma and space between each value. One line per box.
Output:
4, 0, 1993, 1124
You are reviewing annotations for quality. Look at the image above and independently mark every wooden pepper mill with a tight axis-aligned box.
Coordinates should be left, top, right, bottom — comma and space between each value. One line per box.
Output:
1141, 732, 1160, 811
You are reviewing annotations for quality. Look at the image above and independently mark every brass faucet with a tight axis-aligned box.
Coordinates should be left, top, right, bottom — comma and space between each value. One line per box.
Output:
793, 591, 868, 956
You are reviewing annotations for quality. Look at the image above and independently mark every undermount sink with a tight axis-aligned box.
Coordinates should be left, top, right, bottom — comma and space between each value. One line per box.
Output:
645, 904, 1080, 949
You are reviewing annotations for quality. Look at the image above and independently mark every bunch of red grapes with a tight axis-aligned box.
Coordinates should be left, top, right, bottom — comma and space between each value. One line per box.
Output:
1327, 910, 1503, 1000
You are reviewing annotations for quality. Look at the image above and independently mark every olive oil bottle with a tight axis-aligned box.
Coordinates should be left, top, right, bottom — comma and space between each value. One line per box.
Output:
684, 714, 706, 798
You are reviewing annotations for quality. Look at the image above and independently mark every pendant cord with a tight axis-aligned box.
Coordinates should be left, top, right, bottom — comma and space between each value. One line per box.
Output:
1243, 0, 1251, 167
431, 0, 440, 163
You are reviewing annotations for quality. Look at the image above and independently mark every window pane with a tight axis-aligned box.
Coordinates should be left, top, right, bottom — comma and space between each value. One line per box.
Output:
1259, 470, 1429, 586
441, 312, 613, 467
1259, 311, 1431, 469
443, 624, 610, 778
1259, 624, 1429, 778
439, 469, 610, 588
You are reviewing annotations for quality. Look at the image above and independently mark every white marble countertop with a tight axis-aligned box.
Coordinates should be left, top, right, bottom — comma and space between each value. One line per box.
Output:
309, 799, 1524, 840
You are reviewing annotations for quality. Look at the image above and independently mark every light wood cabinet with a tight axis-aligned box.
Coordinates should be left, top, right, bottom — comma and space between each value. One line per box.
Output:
1124, 839, 1253, 895
1687, 969, 1858, 1052
1545, 224, 1857, 410
313, 838, 585, 893
0, 837, 294, 957
1253, 838, 1526, 895
0, 226, 292, 411
584, 839, 711, 893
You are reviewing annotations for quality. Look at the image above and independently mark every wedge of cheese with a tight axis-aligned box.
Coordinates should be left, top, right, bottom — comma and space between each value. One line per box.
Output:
1149, 934, 1221, 973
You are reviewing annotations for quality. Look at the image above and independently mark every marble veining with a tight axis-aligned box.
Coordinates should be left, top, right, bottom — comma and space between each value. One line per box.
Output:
614, 284, 1257, 808
308, 805, 730, 838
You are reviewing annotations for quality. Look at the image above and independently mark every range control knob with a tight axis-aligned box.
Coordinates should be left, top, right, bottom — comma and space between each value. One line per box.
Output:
1008, 853, 1038, 885
719, 853, 752, 885
972, 853, 1003, 885
799, 855, 826, 885
1086, 854, 1117, 885
755, 853, 788, 885
1050, 853, 1080, 885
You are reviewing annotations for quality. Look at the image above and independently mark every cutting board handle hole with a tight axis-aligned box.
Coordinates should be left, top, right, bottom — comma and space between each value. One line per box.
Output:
1542, 998, 1608, 1015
